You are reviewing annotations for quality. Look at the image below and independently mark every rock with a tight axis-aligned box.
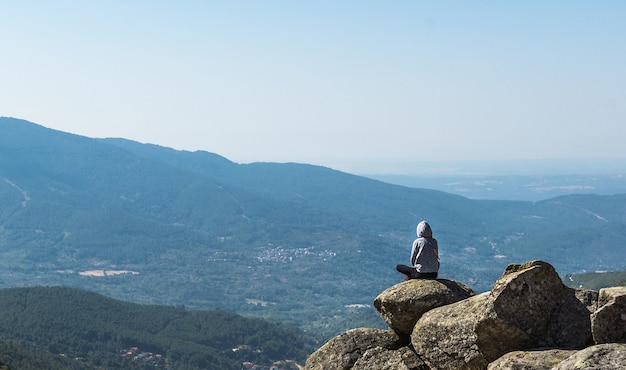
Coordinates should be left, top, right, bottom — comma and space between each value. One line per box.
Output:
351, 346, 428, 370
306, 260, 625, 370
487, 349, 577, 370
575, 288, 600, 313
545, 287, 596, 348
412, 261, 593, 370
591, 286, 626, 344
304, 328, 402, 370
489, 261, 575, 348
412, 292, 500, 370
552, 343, 626, 369
488, 262, 594, 350
373, 278, 475, 338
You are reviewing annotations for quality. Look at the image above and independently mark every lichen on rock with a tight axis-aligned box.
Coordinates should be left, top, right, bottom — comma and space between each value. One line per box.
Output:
373, 278, 474, 338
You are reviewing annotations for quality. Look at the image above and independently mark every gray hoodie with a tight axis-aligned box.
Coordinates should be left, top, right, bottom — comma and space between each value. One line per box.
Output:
410, 221, 440, 273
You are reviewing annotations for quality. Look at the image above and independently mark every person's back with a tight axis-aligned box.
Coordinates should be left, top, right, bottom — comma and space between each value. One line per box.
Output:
397, 221, 439, 279
412, 221, 439, 274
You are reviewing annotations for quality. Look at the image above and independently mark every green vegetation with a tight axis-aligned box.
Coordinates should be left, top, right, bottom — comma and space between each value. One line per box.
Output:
0, 338, 87, 370
564, 270, 626, 290
0, 286, 316, 370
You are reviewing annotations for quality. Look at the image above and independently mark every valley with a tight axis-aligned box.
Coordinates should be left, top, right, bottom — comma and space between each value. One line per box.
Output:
1, 117, 625, 342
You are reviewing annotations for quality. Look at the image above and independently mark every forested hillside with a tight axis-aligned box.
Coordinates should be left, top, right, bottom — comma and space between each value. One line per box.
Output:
565, 270, 626, 290
0, 286, 315, 370
1, 117, 625, 340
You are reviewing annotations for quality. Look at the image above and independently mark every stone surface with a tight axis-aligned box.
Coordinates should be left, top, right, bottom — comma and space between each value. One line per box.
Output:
487, 261, 593, 349
487, 349, 577, 370
591, 286, 626, 344
412, 292, 500, 370
544, 287, 596, 349
552, 343, 626, 370
351, 346, 428, 370
304, 328, 401, 370
373, 278, 474, 337
489, 261, 570, 347
575, 288, 600, 313
412, 261, 592, 369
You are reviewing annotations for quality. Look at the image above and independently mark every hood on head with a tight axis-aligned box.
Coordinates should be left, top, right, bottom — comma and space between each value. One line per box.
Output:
416, 221, 432, 238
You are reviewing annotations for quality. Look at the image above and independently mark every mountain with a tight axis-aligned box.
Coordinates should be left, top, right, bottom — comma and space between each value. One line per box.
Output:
0, 286, 315, 369
1, 116, 626, 339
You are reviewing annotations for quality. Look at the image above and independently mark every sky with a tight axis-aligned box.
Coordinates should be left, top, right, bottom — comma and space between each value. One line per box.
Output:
1, 1, 625, 175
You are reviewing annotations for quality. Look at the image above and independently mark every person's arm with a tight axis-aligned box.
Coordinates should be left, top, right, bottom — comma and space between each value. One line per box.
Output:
411, 239, 423, 266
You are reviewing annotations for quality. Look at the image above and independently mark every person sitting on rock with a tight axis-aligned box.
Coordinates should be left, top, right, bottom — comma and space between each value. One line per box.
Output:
396, 221, 439, 280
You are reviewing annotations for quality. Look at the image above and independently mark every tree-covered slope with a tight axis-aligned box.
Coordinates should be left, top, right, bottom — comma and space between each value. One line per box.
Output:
564, 270, 626, 290
0, 286, 315, 370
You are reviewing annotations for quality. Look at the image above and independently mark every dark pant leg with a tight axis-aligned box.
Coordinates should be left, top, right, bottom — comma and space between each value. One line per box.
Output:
397, 265, 437, 279
396, 264, 414, 278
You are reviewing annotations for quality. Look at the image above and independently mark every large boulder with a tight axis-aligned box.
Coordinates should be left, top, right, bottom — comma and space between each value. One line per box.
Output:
373, 278, 475, 338
304, 328, 402, 370
491, 261, 593, 349
487, 349, 577, 370
591, 286, 626, 344
552, 343, 626, 369
412, 291, 502, 369
543, 287, 597, 349
411, 261, 594, 370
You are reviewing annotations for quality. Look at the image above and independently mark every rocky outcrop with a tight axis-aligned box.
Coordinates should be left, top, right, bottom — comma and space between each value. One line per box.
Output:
305, 260, 626, 370
304, 328, 403, 370
591, 286, 626, 344
412, 261, 594, 369
373, 278, 474, 338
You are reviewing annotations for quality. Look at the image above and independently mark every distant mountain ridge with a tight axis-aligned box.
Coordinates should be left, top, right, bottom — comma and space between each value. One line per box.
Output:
1, 116, 625, 339
371, 171, 626, 201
